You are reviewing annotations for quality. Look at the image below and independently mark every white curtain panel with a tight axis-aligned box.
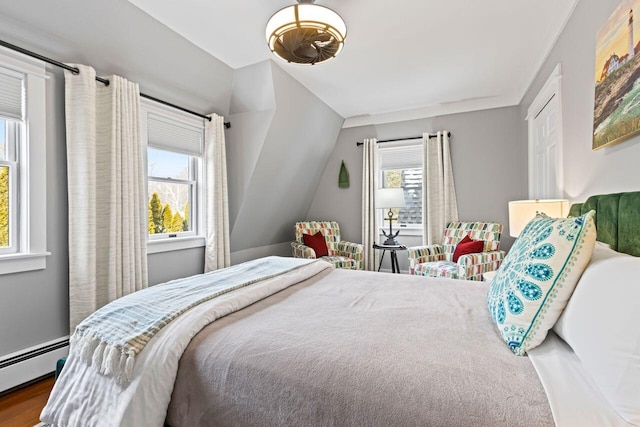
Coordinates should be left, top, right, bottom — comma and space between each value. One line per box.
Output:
361, 138, 379, 271
65, 65, 148, 332
422, 131, 459, 245
204, 114, 231, 272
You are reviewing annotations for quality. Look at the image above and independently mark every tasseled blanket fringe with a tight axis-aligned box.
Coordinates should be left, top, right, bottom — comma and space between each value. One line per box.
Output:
70, 333, 136, 383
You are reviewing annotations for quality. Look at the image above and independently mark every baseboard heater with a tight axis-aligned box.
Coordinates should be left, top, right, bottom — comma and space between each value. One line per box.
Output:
0, 336, 69, 393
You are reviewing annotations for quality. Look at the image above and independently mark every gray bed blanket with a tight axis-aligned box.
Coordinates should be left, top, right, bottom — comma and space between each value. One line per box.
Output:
166, 269, 554, 427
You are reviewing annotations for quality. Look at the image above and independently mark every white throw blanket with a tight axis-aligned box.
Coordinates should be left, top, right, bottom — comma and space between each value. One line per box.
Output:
41, 257, 331, 427
72, 256, 319, 383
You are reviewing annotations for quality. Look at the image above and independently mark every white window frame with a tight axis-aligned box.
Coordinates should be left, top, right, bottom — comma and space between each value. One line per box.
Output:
378, 140, 424, 236
0, 47, 49, 275
147, 151, 198, 241
141, 99, 205, 254
0, 120, 19, 255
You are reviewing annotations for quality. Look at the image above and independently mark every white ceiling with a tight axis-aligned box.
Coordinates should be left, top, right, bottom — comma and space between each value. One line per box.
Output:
128, 0, 578, 126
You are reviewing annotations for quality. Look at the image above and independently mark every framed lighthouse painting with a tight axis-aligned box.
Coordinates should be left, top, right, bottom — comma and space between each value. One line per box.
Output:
594, 0, 640, 150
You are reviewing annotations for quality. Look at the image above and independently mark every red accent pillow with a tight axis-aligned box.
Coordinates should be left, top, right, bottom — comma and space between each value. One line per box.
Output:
302, 232, 329, 257
452, 235, 484, 263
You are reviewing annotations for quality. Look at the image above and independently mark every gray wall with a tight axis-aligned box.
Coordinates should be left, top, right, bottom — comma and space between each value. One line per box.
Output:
0, 0, 232, 356
307, 106, 527, 273
0, 0, 233, 116
226, 61, 344, 257
520, 0, 640, 202
148, 248, 205, 286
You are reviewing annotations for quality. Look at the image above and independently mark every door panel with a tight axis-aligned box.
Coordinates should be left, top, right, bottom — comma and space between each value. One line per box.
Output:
531, 94, 561, 199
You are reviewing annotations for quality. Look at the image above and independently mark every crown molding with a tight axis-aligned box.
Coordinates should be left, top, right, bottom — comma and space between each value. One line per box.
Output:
342, 94, 521, 128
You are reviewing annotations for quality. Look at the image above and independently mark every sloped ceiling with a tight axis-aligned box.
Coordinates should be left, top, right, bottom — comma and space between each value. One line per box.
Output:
0, 0, 234, 116
128, 0, 579, 126
226, 60, 344, 251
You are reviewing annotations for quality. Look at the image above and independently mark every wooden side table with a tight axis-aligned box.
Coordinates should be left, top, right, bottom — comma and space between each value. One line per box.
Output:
373, 243, 407, 273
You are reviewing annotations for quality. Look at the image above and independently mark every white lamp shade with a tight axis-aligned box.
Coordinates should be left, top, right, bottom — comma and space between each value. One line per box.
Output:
376, 188, 406, 209
508, 199, 570, 237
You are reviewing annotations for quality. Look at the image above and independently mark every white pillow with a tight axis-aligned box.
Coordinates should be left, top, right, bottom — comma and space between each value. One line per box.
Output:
593, 240, 611, 250
554, 244, 640, 424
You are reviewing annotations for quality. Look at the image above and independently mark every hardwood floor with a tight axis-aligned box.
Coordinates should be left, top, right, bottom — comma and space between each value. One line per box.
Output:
0, 375, 55, 427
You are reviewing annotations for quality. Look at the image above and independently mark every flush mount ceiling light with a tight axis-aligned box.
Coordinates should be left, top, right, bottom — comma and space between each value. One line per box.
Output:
266, 0, 347, 65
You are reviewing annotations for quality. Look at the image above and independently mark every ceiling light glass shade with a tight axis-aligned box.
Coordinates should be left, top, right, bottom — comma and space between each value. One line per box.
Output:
266, 3, 347, 65
508, 199, 570, 237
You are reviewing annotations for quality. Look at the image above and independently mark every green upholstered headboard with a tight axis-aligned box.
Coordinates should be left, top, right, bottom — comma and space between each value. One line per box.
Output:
568, 191, 640, 257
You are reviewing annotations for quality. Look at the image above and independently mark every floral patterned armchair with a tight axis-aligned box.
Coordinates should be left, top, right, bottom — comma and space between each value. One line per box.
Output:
408, 222, 505, 281
291, 221, 364, 270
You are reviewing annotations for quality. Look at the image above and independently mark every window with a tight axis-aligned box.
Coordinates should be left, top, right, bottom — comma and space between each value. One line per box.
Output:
0, 49, 48, 274
148, 148, 195, 236
0, 118, 18, 254
141, 100, 205, 253
379, 142, 423, 229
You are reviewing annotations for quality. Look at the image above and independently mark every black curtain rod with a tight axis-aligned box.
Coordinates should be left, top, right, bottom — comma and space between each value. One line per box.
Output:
356, 132, 451, 146
0, 39, 231, 129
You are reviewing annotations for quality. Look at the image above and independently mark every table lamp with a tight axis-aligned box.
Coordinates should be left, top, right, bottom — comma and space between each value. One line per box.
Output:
508, 199, 570, 237
376, 188, 406, 245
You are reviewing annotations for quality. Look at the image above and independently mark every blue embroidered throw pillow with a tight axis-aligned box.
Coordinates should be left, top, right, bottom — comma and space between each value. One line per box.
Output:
487, 211, 596, 355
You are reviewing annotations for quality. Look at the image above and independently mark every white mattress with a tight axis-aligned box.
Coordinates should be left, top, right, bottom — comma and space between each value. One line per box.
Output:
529, 331, 632, 427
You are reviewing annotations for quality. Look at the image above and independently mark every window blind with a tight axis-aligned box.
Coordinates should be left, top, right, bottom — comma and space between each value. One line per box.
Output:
379, 144, 423, 170
0, 68, 24, 121
147, 113, 203, 156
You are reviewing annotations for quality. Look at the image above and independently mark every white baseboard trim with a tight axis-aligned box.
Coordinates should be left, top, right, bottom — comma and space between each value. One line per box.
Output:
0, 336, 69, 393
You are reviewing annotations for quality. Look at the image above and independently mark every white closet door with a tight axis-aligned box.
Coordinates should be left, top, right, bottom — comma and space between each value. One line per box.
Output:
531, 94, 561, 199
528, 64, 563, 200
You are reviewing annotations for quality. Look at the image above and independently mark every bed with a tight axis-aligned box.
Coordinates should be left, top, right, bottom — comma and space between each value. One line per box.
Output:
41, 192, 640, 427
